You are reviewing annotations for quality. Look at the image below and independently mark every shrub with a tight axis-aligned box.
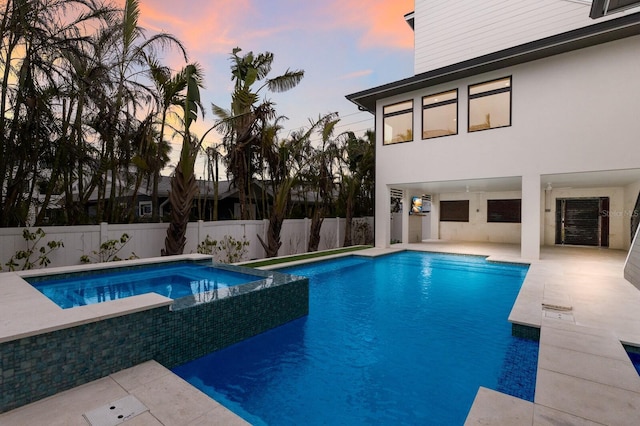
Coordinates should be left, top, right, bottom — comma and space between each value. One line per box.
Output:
197, 235, 249, 263
3, 228, 64, 271
80, 233, 138, 263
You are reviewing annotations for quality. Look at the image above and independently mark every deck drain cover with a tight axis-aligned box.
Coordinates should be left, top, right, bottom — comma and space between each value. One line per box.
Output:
544, 310, 575, 322
83, 395, 148, 426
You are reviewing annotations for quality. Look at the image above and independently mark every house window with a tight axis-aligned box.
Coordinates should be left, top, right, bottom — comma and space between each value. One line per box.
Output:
139, 201, 152, 217
468, 77, 511, 132
440, 200, 469, 222
383, 100, 413, 145
422, 89, 457, 139
487, 199, 521, 223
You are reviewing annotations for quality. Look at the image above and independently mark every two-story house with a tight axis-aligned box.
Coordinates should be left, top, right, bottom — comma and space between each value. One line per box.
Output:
347, 0, 640, 259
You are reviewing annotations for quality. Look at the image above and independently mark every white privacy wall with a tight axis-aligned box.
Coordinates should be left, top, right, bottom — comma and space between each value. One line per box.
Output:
412, 0, 640, 74
374, 34, 640, 252
0, 217, 371, 269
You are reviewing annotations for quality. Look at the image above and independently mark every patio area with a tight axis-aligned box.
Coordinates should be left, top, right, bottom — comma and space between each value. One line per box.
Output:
1, 242, 639, 425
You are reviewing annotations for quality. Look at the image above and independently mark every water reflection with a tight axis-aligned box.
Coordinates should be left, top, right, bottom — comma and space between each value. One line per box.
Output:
29, 262, 288, 310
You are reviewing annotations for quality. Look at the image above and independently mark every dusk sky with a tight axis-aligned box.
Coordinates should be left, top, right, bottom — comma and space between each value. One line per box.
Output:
134, 0, 415, 174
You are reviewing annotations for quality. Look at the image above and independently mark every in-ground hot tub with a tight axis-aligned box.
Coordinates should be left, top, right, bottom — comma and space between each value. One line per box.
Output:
0, 255, 309, 413
25, 260, 266, 309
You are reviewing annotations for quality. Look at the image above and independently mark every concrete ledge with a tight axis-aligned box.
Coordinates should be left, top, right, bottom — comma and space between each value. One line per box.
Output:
464, 387, 533, 425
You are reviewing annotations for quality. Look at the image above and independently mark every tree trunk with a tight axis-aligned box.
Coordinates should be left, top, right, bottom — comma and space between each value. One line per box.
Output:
162, 161, 198, 255
308, 208, 324, 252
257, 209, 284, 258
343, 184, 356, 247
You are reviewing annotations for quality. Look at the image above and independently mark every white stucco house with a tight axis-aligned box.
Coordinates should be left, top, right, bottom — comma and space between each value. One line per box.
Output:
347, 0, 640, 259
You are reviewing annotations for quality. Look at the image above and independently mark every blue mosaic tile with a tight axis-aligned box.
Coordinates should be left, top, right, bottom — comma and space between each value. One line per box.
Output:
496, 336, 539, 402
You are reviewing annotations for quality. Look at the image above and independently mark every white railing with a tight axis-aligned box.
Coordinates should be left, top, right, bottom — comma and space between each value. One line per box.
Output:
624, 224, 640, 290
0, 217, 373, 269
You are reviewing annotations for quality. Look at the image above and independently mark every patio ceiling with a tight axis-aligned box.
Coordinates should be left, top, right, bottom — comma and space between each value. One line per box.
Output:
393, 168, 640, 195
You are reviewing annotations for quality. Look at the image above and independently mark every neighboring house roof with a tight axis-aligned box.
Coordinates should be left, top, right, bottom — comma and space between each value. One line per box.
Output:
86, 175, 319, 204
346, 11, 640, 113
153, 176, 239, 201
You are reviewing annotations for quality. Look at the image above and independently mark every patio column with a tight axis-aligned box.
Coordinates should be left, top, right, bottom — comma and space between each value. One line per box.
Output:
521, 174, 541, 260
375, 185, 391, 248
430, 194, 440, 240
402, 191, 411, 244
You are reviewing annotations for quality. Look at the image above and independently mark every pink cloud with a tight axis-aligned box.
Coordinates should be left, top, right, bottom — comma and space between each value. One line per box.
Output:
325, 0, 414, 50
136, 0, 254, 56
338, 70, 374, 80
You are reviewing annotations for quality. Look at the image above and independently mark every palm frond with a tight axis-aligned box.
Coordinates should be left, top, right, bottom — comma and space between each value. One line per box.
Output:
266, 69, 304, 93
122, 0, 141, 52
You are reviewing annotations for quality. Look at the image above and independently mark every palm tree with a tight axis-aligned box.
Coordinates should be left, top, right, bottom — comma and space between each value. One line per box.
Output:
147, 60, 189, 221
94, 0, 187, 222
339, 130, 375, 246
162, 63, 205, 255
0, 0, 190, 226
306, 114, 340, 251
0, 0, 107, 225
212, 47, 304, 220
257, 116, 329, 257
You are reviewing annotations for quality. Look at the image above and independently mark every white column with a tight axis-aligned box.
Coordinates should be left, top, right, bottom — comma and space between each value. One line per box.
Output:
430, 194, 440, 240
375, 186, 391, 248
521, 174, 541, 260
402, 191, 411, 245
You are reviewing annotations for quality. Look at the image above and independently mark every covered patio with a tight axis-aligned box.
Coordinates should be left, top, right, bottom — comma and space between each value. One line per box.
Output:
382, 168, 640, 260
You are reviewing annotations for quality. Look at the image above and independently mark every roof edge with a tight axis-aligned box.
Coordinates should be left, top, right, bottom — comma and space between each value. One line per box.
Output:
347, 11, 640, 113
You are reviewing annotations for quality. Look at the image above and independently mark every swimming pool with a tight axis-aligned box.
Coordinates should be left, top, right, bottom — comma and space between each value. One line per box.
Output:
172, 251, 538, 425
26, 261, 263, 309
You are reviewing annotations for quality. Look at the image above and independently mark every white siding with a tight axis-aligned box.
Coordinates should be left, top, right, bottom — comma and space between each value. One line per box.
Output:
413, 0, 640, 74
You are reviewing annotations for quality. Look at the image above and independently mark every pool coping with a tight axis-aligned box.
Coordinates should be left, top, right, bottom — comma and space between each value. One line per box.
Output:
1, 254, 217, 343
0, 253, 300, 343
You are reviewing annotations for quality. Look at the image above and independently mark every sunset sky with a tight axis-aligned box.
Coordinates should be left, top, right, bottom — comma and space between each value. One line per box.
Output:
134, 0, 415, 173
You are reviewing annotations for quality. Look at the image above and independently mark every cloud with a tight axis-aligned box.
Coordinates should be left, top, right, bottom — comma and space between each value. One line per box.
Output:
325, 0, 414, 50
338, 70, 374, 80
137, 0, 254, 55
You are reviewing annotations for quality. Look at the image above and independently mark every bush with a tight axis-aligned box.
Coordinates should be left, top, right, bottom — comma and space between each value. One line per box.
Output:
80, 233, 138, 263
197, 235, 249, 263
3, 228, 64, 271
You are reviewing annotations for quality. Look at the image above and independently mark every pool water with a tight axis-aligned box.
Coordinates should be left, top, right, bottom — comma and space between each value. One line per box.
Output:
628, 350, 640, 375
172, 252, 538, 425
27, 262, 261, 309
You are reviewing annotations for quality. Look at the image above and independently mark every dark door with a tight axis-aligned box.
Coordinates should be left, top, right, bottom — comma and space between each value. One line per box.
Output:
555, 197, 609, 247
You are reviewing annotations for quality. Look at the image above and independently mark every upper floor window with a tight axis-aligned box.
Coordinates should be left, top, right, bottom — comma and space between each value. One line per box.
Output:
383, 100, 413, 145
422, 89, 457, 139
468, 77, 511, 132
